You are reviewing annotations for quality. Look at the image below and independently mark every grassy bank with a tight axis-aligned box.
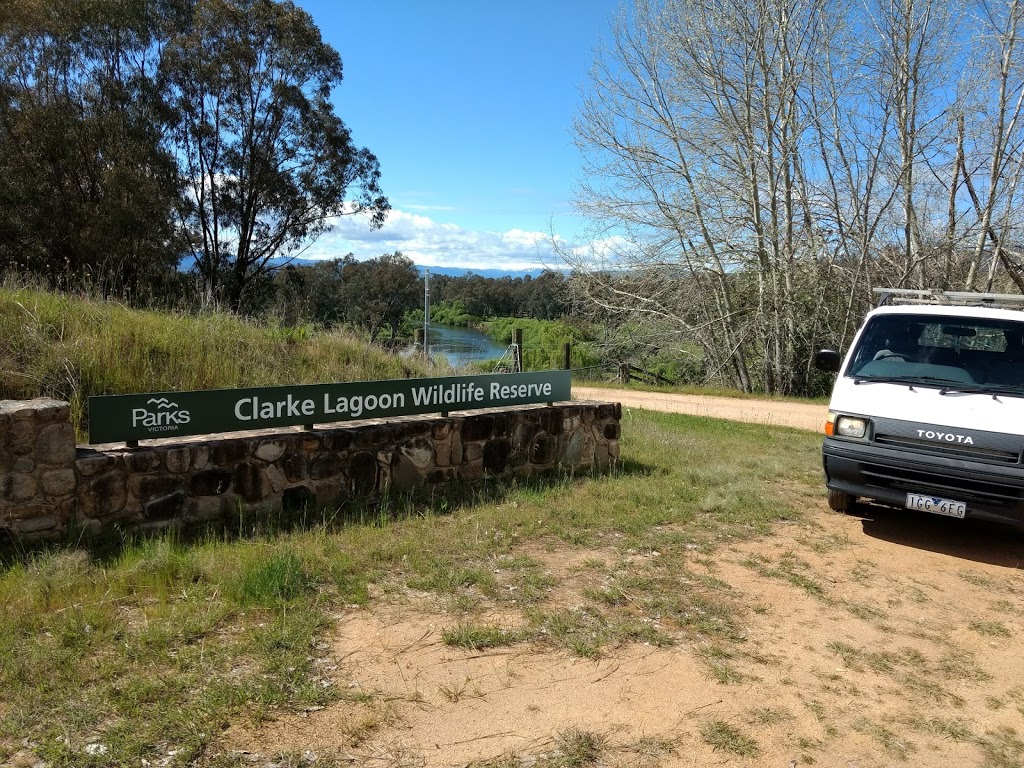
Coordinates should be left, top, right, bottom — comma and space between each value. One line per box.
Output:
0, 286, 435, 438
0, 410, 824, 767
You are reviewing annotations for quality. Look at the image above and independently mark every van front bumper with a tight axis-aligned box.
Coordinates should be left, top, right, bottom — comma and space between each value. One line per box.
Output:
823, 437, 1024, 528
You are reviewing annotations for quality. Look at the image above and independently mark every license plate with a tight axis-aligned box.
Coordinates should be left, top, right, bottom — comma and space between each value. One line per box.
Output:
905, 493, 966, 519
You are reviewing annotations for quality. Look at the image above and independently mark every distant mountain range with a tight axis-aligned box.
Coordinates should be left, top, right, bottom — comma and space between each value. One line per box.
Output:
179, 254, 557, 279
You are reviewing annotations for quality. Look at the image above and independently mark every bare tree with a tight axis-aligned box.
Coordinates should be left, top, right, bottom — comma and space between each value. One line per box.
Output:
566, 0, 840, 394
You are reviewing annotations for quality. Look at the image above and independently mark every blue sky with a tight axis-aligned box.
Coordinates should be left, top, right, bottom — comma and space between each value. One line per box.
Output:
293, 0, 620, 272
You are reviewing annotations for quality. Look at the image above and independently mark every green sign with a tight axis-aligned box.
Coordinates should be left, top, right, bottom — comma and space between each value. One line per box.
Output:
88, 371, 572, 444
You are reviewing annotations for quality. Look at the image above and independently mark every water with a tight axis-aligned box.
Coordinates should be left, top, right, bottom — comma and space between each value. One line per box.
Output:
422, 324, 510, 369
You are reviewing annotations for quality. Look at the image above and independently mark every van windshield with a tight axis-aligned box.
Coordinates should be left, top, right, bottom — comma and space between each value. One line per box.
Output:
846, 314, 1024, 393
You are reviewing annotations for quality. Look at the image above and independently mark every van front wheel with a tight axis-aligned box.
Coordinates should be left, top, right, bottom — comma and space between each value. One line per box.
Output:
827, 489, 855, 513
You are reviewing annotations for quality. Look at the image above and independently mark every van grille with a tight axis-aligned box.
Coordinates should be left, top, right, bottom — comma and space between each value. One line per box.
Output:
873, 433, 1021, 465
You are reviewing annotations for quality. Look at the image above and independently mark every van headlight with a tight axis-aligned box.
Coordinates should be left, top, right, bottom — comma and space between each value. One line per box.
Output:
835, 415, 868, 438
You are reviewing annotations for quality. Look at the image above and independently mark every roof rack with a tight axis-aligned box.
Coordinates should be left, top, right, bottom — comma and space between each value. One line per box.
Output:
874, 287, 1024, 310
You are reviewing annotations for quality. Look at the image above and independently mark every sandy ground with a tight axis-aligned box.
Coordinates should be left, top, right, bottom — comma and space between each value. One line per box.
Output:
221, 392, 1024, 768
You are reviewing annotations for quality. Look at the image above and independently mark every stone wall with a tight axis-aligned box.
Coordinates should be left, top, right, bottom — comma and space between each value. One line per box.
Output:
1, 399, 621, 542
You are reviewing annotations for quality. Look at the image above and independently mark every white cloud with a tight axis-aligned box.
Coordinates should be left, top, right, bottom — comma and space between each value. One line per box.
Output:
299, 207, 568, 272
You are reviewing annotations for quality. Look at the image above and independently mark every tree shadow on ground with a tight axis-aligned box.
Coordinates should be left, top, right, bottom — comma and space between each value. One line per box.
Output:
854, 501, 1024, 569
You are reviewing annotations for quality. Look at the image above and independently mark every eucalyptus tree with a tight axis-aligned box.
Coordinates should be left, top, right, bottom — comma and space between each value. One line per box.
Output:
0, 0, 185, 298
163, 0, 389, 312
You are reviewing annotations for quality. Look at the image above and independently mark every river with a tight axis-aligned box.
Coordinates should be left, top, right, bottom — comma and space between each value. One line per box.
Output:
402, 324, 510, 369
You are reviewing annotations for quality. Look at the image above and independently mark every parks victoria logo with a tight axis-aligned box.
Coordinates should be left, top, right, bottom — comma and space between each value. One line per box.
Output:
88, 371, 571, 444
133, 397, 192, 432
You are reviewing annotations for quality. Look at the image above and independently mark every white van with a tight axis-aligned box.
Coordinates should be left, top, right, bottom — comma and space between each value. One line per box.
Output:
814, 288, 1024, 529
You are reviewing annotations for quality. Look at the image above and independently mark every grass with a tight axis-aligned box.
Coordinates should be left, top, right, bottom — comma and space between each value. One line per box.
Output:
0, 285, 436, 439
700, 720, 759, 757
0, 407, 825, 765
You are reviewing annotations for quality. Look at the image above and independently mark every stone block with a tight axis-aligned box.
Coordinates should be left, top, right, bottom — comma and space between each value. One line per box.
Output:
188, 468, 233, 496
460, 461, 484, 482
464, 443, 483, 463
13, 514, 60, 534
310, 453, 341, 480
434, 437, 452, 466
255, 440, 286, 463
265, 464, 288, 493
165, 447, 191, 474
192, 445, 211, 470
234, 461, 272, 502
483, 440, 512, 476
144, 490, 185, 521
213, 441, 250, 466
35, 423, 76, 465
41, 469, 76, 498
76, 452, 117, 477
12, 456, 34, 473
451, 432, 463, 465
603, 422, 621, 440
349, 451, 378, 498
7, 420, 36, 455
398, 436, 433, 469
129, 474, 183, 501
529, 434, 556, 465
311, 479, 345, 507
79, 469, 128, 518
513, 422, 539, 451
282, 452, 308, 482
391, 453, 424, 492
462, 415, 493, 442
323, 432, 353, 451
282, 484, 316, 512
187, 496, 226, 522
432, 422, 451, 440
1, 472, 37, 503
125, 450, 162, 473
32, 399, 71, 423
559, 430, 594, 469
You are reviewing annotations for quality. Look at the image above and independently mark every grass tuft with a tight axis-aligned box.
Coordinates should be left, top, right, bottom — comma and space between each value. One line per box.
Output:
700, 720, 759, 757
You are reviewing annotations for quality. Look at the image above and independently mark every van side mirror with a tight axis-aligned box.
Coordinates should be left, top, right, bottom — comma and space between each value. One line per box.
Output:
814, 349, 841, 372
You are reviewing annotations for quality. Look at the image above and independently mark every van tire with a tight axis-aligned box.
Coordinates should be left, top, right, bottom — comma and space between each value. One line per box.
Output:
827, 489, 855, 513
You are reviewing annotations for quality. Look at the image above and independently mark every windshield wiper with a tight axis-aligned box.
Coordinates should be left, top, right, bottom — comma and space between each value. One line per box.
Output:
852, 375, 919, 387
937, 382, 1024, 397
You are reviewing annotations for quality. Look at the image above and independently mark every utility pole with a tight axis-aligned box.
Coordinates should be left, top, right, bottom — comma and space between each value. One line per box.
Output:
423, 267, 430, 360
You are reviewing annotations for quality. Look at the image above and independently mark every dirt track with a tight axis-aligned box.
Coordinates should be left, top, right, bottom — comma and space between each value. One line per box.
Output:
572, 386, 828, 432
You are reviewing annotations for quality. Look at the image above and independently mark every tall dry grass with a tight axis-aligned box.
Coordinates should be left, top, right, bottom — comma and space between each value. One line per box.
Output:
0, 285, 436, 437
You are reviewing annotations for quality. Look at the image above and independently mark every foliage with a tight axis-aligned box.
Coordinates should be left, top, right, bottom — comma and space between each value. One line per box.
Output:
0, 0, 387, 313
0, 0, 185, 299
164, 0, 388, 312
429, 300, 482, 327
483, 316, 601, 370
427, 270, 570, 320
272, 253, 420, 340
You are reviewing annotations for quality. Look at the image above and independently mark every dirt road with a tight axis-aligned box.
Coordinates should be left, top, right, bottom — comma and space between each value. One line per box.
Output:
573, 385, 828, 432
